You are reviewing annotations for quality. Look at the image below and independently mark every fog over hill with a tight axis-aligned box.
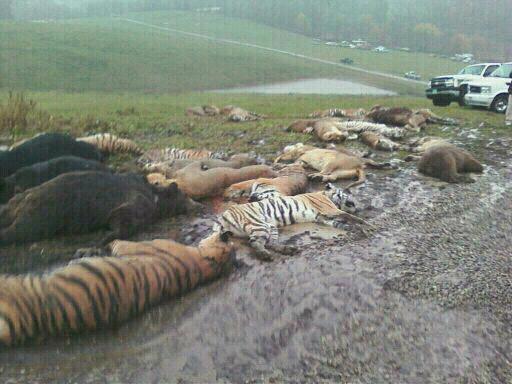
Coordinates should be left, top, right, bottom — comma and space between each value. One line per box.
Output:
1, 0, 510, 60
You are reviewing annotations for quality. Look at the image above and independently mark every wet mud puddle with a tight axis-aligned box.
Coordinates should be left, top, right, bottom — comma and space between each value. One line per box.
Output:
1, 132, 512, 383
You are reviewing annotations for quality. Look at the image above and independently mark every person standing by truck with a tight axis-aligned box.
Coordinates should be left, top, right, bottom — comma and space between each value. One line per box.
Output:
506, 73, 512, 126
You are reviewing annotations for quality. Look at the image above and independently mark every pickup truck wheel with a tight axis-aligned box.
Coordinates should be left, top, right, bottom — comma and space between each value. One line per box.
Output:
432, 97, 451, 107
491, 94, 508, 114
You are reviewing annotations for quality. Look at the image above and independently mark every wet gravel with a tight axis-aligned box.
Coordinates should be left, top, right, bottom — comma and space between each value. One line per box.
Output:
0, 131, 511, 383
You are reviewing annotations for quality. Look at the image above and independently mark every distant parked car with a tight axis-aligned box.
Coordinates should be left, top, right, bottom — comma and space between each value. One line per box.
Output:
426, 62, 501, 107
463, 62, 512, 113
373, 46, 389, 53
404, 71, 421, 80
340, 58, 354, 65
352, 39, 369, 49
325, 42, 338, 46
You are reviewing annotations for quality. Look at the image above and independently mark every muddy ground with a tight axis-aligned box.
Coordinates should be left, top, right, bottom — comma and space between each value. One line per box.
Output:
0, 125, 511, 383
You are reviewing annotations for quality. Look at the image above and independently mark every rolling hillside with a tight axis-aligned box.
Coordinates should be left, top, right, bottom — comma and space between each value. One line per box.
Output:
126, 10, 465, 81
0, 11, 463, 95
0, 18, 353, 93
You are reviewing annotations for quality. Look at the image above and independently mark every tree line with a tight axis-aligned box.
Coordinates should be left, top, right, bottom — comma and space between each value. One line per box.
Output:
3, 0, 510, 60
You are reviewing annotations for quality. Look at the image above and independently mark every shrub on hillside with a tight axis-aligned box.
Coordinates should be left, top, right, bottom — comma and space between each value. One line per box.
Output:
0, 92, 52, 140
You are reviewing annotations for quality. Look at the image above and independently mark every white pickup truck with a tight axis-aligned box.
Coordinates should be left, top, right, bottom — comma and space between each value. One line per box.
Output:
463, 62, 512, 113
426, 63, 501, 106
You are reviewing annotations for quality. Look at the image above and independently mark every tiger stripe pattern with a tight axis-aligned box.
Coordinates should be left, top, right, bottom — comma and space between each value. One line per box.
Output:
334, 121, 406, 139
0, 233, 234, 346
138, 147, 227, 166
248, 182, 282, 201
309, 108, 345, 118
77, 134, 143, 156
309, 108, 367, 119
214, 184, 359, 260
248, 164, 308, 201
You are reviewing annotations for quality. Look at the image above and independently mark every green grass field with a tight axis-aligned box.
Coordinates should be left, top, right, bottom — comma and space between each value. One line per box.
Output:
0, 10, 465, 96
0, 10, 504, 165
126, 10, 465, 81
1, 90, 506, 157
0, 19, 357, 93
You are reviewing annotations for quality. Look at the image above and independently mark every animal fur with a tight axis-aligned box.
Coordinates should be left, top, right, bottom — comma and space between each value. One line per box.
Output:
274, 143, 318, 163
0, 172, 194, 246
312, 118, 349, 142
0, 133, 102, 178
287, 118, 348, 141
341, 108, 366, 119
367, 106, 457, 131
0, 156, 110, 203
415, 109, 458, 126
287, 119, 317, 133
309, 109, 345, 118
333, 121, 406, 139
0, 232, 234, 346
309, 108, 366, 119
360, 132, 402, 151
214, 184, 362, 260
366, 106, 419, 129
417, 144, 483, 183
138, 147, 226, 166
9, 133, 45, 150
407, 136, 449, 153
224, 164, 308, 201
172, 163, 277, 199
186, 105, 220, 117
298, 148, 390, 186
143, 154, 257, 179
146, 173, 174, 188
274, 143, 361, 164
77, 134, 143, 156
222, 106, 263, 122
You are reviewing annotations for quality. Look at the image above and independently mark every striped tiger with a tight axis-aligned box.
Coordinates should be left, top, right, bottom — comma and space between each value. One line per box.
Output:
309, 108, 345, 118
214, 184, 364, 260
0, 232, 234, 346
77, 134, 143, 156
309, 108, 366, 119
138, 147, 227, 166
223, 106, 263, 122
334, 121, 406, 139
223, 164, 307, 201
248, 164, 308, 201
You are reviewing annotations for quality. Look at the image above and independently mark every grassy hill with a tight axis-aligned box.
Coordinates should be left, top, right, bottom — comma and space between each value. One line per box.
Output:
0, 18, 359, 93
126, 10, 465, 81
0, 10, 464, 95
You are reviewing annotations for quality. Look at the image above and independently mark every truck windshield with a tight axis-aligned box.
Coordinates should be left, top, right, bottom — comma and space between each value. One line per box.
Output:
489, 64, 512, 78
458, 65, 485, 75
